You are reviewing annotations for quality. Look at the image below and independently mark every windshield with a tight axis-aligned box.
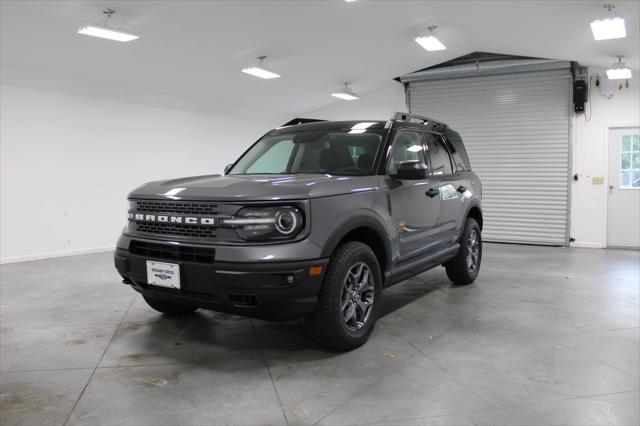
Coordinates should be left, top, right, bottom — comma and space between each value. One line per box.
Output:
229, 129, 384, 176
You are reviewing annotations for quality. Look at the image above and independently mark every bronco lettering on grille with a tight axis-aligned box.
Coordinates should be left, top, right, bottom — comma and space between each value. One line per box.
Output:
128, 213, 216, 226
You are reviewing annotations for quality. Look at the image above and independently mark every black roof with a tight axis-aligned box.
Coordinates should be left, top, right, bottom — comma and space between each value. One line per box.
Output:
271, 113, 453, 134
270, 120, 388, 134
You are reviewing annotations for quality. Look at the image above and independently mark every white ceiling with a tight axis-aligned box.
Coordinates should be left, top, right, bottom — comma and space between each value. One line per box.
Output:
1, 0, 638, 120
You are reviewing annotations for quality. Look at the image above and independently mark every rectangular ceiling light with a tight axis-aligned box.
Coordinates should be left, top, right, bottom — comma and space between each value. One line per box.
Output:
331, 92, 359, 101
78, 25, 139, 42
606, 67, 632, 79
241, 67, 281, 79
590, 17, 626, 40
414, 35, 446, 51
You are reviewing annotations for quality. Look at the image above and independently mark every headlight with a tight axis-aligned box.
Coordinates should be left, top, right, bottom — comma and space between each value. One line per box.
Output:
223, 206, 304, 241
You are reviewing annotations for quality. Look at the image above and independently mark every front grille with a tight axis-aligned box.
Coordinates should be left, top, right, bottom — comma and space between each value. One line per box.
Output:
128, 199, 243, 241
135, 200, 218, 215
135, 222, 217, 239
130, 240, 215, 263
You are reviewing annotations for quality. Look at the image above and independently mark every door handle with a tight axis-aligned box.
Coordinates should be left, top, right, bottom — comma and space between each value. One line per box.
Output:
456, 185, 467, 193
425, 188, 439, 198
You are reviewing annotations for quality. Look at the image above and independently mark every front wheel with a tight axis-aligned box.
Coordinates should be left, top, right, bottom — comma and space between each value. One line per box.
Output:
307, 241, 382, 351
444, 218, 482, 285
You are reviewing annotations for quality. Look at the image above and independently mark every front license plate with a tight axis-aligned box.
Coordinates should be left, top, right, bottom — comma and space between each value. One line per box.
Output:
146, 261, 181, 289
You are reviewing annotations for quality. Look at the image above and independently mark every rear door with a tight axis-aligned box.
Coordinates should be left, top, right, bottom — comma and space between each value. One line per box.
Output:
424, 132, 464, 244
386, 129, 443, 261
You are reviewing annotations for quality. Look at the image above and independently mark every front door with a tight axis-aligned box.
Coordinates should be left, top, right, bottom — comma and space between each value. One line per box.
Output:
607, 127, 640, 248
386, 130, 442, 262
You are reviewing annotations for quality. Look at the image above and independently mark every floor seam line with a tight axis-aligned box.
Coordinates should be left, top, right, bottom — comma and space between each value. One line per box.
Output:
62, 296, 135, 426
403, 336, 510, 412
1, 367, 97, 374
310, 349, 422, 426
573, 351, 639, 378
250, 319, 289, 426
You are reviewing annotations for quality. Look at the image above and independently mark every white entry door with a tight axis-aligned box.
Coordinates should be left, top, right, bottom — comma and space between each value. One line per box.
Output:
607, 127, 640, 248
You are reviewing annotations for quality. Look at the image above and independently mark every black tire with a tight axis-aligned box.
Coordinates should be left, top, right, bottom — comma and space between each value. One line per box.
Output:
143, 295, 198, 316
307, 241, 382, 351
444, 218, 482, 285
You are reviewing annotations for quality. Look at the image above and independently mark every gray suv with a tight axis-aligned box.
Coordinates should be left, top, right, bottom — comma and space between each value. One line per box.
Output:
114, 113, 483, 350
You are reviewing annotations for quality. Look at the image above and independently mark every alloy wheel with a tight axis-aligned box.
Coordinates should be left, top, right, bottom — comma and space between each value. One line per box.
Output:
466, 229, 480, 273
340, 262, 375, 331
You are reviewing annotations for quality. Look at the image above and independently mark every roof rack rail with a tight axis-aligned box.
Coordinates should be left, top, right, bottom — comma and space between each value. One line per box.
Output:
281, 118, 327, 127
393, 112, 448, 129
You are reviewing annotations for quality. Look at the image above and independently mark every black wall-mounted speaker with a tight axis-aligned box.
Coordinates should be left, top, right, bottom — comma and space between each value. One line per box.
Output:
573, 80, 587, 113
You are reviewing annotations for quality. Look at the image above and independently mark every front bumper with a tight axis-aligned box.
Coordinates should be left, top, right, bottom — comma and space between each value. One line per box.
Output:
114, 242, 328, 321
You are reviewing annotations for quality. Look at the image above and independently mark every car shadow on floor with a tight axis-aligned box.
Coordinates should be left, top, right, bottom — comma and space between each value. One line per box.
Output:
378, 279, 441, 318
127, 278, 444, 366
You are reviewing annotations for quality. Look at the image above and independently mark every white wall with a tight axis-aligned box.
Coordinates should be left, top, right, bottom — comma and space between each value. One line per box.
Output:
571, 68, 640, 248
304, 82, 407, 121
0, 85, 273, 262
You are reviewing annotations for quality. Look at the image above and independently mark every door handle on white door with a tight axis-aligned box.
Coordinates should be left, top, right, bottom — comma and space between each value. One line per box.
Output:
608, 185, 614, 191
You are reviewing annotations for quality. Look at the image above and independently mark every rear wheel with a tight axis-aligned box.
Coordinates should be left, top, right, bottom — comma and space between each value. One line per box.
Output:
444, 218, 482, 285
307, 241, 382, 351
143, 295, 198, 316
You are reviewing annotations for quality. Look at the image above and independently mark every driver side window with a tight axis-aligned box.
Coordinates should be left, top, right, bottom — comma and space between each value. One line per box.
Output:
387, 131, 426, 175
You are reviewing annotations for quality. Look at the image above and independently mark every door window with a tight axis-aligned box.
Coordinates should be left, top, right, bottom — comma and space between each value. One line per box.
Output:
387, 131, 426, 175
425, 134, 453, 176
620, 134, 640, 188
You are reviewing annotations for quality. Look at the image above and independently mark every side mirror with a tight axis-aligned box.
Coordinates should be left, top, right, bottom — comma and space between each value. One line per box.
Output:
396, 160, 428, 180
224, 164, 233, 175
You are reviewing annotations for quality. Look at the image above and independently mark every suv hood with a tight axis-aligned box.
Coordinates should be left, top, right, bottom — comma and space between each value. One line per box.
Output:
128, 174, 380, 201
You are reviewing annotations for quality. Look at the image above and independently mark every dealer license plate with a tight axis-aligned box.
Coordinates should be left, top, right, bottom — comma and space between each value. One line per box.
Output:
146, 261, 181, 289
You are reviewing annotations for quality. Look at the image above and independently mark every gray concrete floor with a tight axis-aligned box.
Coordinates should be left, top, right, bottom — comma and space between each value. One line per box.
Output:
0, 243, 638, 426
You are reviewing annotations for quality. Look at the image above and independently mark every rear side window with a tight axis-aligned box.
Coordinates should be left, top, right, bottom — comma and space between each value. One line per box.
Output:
444, 136, 467, 171
425, 133, 453, 176
443, 130, 471, 171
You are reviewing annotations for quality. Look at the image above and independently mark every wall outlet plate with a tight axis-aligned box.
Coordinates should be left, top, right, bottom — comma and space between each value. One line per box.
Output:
592, 176, 604, 185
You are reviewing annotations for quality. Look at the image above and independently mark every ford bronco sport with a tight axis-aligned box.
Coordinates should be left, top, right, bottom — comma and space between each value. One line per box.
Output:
114, 112, 483, 350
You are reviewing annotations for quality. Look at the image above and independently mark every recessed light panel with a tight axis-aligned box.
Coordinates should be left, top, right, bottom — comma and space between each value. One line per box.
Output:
415, 35, 446, 51
331, 92, 360, 101
78, 25, 139, 42
332, 83, 360, 101
590, 17, 626, 40
606, 68, 632, 79
607, 56, 632, 80
241, 67, 281, 79
606, 66, 632, 79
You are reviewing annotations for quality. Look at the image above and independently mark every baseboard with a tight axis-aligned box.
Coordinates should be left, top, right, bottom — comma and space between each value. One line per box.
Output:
570, 242, 605, 249
0, 246, 114, 264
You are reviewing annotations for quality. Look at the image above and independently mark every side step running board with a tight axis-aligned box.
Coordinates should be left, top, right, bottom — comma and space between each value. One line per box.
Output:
384, 244, 459, 287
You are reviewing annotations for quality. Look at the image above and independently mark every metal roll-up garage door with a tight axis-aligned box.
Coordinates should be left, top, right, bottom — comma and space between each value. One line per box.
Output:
404, 65, 571, 246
